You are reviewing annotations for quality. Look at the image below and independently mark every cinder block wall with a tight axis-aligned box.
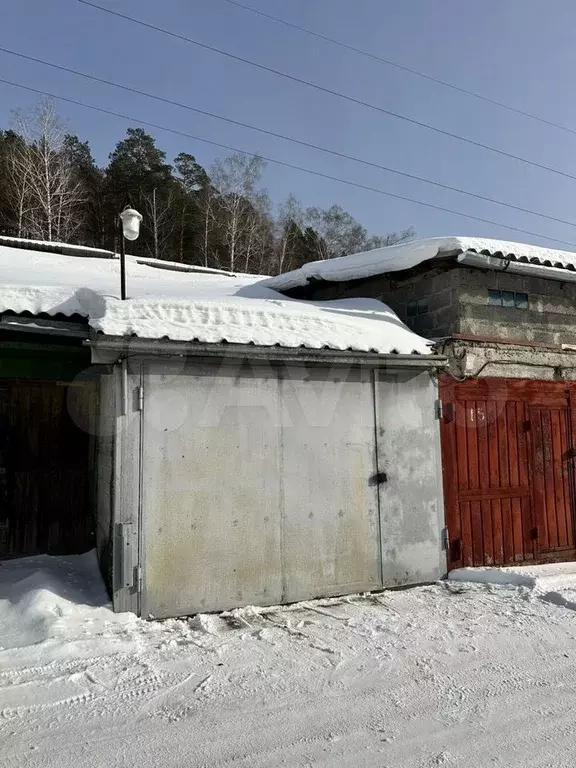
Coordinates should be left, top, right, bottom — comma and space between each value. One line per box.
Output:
298, 266, 576, 345
297, 266, 462, 338
457, 269, 576, 346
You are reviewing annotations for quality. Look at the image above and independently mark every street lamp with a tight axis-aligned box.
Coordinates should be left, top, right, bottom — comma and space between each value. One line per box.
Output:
118, 206, 143, 300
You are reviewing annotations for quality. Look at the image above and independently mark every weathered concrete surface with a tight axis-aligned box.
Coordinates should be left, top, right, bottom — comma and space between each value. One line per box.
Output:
439, 338, 576, 381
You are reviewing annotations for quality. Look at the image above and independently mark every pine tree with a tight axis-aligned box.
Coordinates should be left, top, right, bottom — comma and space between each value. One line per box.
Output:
173, 152, 211, 263
0, 102, 415, 271
103, 128, 174, 255
63, 135, 104, 247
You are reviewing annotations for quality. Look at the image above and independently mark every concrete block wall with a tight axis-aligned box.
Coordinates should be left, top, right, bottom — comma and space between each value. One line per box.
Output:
457, 268, 576, 346
301, 266, 462, 338
297, 264, 576, 346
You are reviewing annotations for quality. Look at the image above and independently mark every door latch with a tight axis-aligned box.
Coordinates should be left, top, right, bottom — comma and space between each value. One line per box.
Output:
441, 527, 449, 551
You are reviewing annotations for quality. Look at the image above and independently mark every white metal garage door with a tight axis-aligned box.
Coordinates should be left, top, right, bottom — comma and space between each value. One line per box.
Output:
140, 359, 381, 618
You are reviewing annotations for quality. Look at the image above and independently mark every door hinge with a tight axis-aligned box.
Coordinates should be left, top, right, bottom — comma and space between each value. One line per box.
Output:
115, 522, 135, 590
435, 399, 443, 420
134, 564, 142, 593
441, 527, 449, 551
137, 385, 144, 411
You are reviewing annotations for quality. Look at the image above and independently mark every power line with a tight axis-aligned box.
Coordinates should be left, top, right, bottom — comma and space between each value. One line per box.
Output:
220, 0, 576, 139
2, 76, 576, 250
75, 0, 576, 183
1, 46, 575, 231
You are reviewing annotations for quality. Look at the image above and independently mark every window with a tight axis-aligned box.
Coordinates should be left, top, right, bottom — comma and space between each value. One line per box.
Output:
488, 289, 501, 306
407, 298, 428, 318
502, 290, 515, 308
488, 289, 529, 310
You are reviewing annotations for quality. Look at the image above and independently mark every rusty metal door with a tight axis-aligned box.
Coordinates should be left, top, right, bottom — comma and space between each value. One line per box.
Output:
440, 378, 576, 569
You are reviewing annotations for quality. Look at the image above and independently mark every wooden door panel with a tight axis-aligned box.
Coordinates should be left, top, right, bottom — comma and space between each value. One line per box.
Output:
441, 379, 539, 569
441, 377, 576, 569
531, 406, 574, 552
461, 398, 531, 566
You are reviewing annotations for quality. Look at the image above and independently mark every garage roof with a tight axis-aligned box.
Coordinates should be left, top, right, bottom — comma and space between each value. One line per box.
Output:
0, 240, 430, 355
263, 236, 576, 292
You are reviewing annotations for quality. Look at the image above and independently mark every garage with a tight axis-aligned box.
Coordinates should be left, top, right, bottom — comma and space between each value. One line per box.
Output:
0, 237, 447, 617
440, 376, 576, 569
96, 346, 446, 618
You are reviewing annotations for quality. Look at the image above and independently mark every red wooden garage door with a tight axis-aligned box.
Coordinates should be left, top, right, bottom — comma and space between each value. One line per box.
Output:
440, 377, 576, 569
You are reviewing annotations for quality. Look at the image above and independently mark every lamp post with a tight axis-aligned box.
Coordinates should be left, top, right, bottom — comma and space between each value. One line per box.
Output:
118, 206, 143, 300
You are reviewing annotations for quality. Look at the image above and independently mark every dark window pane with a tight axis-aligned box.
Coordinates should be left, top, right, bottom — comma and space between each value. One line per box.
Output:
488, 289, 502, 306
502, 290, 515, 308
417, 298, 428, 315
407, 300, 418, 318
515, 292, 529, 309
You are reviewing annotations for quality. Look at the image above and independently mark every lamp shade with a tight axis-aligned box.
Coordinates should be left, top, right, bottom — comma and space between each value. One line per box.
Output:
119, 207, 143, 241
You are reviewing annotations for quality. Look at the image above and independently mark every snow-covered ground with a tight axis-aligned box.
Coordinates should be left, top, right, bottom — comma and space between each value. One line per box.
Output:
4, 555, 576, 766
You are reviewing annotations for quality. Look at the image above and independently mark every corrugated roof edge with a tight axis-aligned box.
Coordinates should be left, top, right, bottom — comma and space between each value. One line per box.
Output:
89, 335, 445, 365
455, 247, 576, 271
263, 236, 576, 293
0, 308, 430, 357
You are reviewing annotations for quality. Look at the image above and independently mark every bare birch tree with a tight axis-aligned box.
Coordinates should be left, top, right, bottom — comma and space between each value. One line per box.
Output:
209, 153, 268, 272
242, 190, 273, 273
142, 187, 175, 259
10, 101, 85, 242
197, 185, 216, 268
304, 205, 415, 260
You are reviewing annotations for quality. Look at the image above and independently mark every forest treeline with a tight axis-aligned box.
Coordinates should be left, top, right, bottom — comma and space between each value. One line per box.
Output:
0, 101, 414, 274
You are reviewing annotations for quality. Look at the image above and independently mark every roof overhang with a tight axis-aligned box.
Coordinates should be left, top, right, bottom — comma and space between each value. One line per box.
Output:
88, 335, 446, 369
458, 250, 576, 283
0, 313, 90, 339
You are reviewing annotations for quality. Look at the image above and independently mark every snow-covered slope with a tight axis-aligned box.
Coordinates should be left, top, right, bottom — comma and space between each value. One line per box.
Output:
264, 235, 576, 291
0, 244, 430, 354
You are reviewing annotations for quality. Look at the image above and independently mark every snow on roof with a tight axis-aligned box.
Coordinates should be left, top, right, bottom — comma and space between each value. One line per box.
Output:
263, 236, 576, 292
0, 243, 430, 355
0, 234, 117, 258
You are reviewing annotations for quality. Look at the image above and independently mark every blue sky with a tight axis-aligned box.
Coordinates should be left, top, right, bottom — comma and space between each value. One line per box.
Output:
2, 0, 576, 249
